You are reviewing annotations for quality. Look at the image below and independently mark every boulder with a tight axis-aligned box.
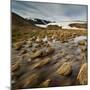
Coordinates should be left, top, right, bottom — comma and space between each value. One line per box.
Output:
39, 58, 51, 67
46, 47, 55, 54
79, 46, 87, 52
19, 49, 27, 55
27, 41, 32, 47
42, 47, 55, 57
78, 40, 86, 46
31, 58, 51, 69
41, 79, 51, 87
77, 63, 88, 85
56, 62, 72, 76
15, 73, 38, 88
36, 37, 42, 43
33, 43, 40, 48
21, 53, 32, 63
12, 61, 20, 72
31, 62, 41, 69
60, 51, 67, 57
23, 73, 38, 87
32, 48, 37, 53
13, 41, 25, 50
30, 50, 42, 59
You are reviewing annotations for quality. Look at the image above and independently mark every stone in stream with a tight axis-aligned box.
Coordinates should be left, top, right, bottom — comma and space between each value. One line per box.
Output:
30, 50, 42, 59
33, 43, 41, 48
41, 47, 55, 57
52, 50, 67, 60
64, 55, 74, 62
30, 36, 36, 41
14, 73, 39, 88
53, 53, 61, 60
36, 37, 42, 43
12, 53, 31, 74
19, 49, 27, 55
60, 50, 67, 57
40, 79, 51, 87
31, 62, 41, 69
31, 58, 51, 69
13, 41, 25, 50
46, 47, 55, 54
79, 46, 87, 52
12, 61, 20, 72
39, 58, 51, 66
21, 53, 32, 63
26, 40, 32, 47
56, 62, 72, 76
77, 63, 88, 85
78, 40, 86, 46
45, 47, 55, 55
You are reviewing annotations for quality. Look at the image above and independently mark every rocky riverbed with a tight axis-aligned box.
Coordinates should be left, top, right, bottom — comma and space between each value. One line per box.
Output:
11, 33, 87, 89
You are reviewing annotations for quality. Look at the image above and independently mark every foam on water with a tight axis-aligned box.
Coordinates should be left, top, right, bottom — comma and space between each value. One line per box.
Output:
74, 36, 87, 43
35, 21, 86, 29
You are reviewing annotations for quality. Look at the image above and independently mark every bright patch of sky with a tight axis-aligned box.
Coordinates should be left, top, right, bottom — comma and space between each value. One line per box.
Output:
12, 1, 87, 22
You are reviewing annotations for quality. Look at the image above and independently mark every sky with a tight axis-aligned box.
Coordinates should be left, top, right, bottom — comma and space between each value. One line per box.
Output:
11, 0, 88, 22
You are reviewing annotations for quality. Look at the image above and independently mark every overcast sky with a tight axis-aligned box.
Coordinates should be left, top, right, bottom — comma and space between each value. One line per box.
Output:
12, 1, 87, 22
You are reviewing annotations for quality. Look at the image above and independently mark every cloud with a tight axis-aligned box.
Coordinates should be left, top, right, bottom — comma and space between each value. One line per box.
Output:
12, 1, 87, 22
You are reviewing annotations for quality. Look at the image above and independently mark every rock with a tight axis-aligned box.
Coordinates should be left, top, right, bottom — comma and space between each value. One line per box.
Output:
41, 79, 51, 87
13, 43, 22, 50
64, 55, 74, 61
36, 37, 42, 43
31, 62, 41, 69
41, 51, 48, 57
13, 41, 25, 50
23, 74, 38, 87
41, 47, 55, 57
81, 53, 87, 63
19, 49, 27, 55
31, 36, 36, 41
39, 58, 51, 67
27, 58, 32, 62
56, 62, 72, 76
27, 41, 32, 47
53, 51, 67, 60
46, 47, 55, 54
53, 53, 62, 60
45, 47, 55, 55
60, 50, 67, 57
30, 50, 42, 59
77, 63, 88, 85
31, 58, 51, 69
33, 43, 40, 48
78, 40, 86, 46
12, 61, 20, 72
79, 46, 87, 52
15, 73, 38, 88
32, 48, 37, 53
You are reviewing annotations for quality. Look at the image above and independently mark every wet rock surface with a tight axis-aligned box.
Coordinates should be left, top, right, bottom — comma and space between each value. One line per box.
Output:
56, 62, 72, 76
77, 63, 88, 85
12, 35, 87, 89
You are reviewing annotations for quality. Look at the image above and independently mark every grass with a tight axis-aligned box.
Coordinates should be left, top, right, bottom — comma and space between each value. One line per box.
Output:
12, 25, 87, 43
